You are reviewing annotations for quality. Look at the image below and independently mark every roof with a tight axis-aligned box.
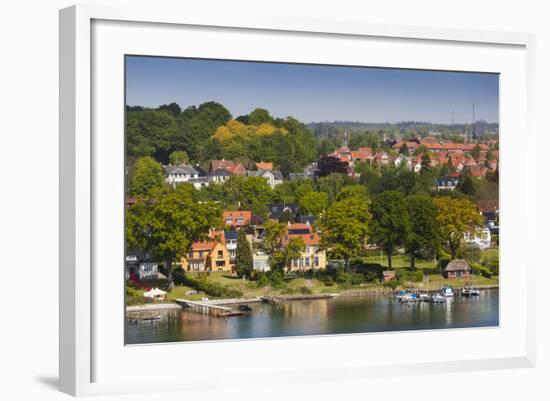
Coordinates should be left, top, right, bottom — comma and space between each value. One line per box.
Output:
268, 203, 299, 218
209, 168, 233, 177
444, 259, 472, 272
223, 210, 252, 226
255, 162, 273, 171
224, 230, 238, 240
247, 169, 283, 180
164, 165, 198, 175
210, 159, 236, 172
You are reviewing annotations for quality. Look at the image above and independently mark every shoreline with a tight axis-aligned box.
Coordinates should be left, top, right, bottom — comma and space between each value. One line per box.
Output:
126, 285, 499, 312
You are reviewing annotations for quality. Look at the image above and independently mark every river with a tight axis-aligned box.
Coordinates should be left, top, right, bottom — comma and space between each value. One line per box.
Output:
125, 289, 499, 344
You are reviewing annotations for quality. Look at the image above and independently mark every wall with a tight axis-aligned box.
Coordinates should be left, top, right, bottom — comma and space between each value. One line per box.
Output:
0, 0, 548, 400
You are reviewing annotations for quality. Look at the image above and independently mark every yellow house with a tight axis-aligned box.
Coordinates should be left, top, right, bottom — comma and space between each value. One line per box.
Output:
284, 223, 327, 272
180, 231, 232, 272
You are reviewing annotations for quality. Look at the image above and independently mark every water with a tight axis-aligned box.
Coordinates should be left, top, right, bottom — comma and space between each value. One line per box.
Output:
125, 289, 499, 344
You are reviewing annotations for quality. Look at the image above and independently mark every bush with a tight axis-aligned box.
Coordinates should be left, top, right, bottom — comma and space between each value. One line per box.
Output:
175, 271, 243, 298
299, 286, 312, 295
384, 280, 399, 290
397, 269, 424, 282
256, 274, 270, 288
324, 277, 334, 287
483, 255, 499, 276
471, 262, 493, 278
335, 271, 350, 284
350, 273, 366, 285
268, 270, 287, 289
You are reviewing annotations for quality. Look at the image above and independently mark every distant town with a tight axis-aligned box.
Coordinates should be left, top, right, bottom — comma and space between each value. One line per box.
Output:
125, 101, 499, 308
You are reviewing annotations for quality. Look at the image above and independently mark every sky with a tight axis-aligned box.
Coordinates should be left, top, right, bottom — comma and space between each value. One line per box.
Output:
125, 56, 499, 124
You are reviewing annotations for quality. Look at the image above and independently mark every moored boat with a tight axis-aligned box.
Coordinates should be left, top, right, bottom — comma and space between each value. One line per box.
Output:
431, 293, 445, 303
440, 286, 454, 297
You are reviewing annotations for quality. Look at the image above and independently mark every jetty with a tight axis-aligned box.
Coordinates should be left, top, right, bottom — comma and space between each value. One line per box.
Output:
175, 299, 244, 317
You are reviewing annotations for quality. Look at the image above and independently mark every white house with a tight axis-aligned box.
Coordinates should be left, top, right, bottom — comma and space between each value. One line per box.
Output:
247, 169, 283, 188
394, 154, 412, 170
208, 168, 233, 183
252, 251, 270, 272
464, 227, 492, 249
164, 165, 199, 186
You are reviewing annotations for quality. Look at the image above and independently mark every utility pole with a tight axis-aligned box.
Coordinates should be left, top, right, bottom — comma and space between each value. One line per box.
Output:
471, 100, 478, 142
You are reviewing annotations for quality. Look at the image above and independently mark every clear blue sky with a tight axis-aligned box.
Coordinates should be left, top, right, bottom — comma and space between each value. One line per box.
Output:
126, 56, 499, 124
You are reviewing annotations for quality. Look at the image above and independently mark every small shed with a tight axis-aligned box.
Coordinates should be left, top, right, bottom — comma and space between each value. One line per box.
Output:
383, 270, 397, 282
443, 259, 472, 278
143, 287, 167, 300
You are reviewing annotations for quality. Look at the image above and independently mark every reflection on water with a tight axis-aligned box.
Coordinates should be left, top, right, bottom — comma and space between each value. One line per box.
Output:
125, 289, 499, 344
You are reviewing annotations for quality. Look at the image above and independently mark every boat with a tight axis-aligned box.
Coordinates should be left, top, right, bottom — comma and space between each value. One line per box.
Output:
398, 292, 418, 303
238, 304, 253, 312
461, 286, 480, 297
431, 293, 445, 303
440, 286, 454, 297
417, 291, 429, 301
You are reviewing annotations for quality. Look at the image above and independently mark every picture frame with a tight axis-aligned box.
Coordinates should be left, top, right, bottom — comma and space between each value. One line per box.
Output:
59, 4, 536, 397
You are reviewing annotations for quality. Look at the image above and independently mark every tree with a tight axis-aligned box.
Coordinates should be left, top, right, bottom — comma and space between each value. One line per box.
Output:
278, 209, 295, 224
321, 197, 370, 270
248, 108, 273, 125
420, 153, 431, 173
413, 144, 430, 156
405, 195, 440, 269
128, 156, 165, 196
335, 185, 369, 202
260, 221, 287, 271
369, 191, 410, 270
433, 196, 484, 259
471, 144, 482, 160
168, 150, 189, 165
285, 237, 306, 272
126, 109, 178, 160
399, 143, 409, 155
235, 230, 253, 278
456, 168, 477, 196
126, 185, 222, 289
299, 191, 328, 215
158, 102, 181, 117
317, 155, 349, 177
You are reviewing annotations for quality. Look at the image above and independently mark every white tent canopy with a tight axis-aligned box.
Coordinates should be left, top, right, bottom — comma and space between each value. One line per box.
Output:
143, 287, 167, 299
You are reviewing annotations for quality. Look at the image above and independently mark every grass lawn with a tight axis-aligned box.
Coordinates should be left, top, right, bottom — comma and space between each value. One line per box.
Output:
360, 254, 437, 269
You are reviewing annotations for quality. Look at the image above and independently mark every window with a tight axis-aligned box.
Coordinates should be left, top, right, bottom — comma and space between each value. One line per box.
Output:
217, 250, 224, 258
216, 261, 225, 267
305, 257, 310, 267
314, 256, 319, 267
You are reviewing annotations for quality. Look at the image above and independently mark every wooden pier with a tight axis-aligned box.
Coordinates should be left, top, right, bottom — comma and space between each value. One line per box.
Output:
175, 299, 244, 317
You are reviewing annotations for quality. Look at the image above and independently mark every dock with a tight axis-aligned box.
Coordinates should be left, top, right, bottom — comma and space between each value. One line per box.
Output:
175, 299, 244, 317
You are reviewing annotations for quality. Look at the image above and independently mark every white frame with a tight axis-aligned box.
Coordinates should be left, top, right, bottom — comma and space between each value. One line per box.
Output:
59, 4, 536, 397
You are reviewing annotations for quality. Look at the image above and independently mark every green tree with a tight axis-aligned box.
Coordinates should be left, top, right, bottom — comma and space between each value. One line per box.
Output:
285, 237, 306, 272
399, 143, 409, 154
369, 191, 410, 270
335, 185, 369, 202
405, 195, 440, 269
126, 109, 178, 159
168, 150, 189, 165
235, 230, 253, 278
126, 185, 222, 289
457, 168, 477, 196
128, 156, 165, 196
299, 191, 328, 215
471, 144, 482, 160
433, 196, 484, 259
158, 102, 182, 117
248, 108, 273, 125
321, 197, 370, 270
420, 153, 431, 173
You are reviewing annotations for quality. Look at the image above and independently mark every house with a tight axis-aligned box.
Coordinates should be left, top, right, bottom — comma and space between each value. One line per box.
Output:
208, 168, 233, 183
284, 222, 327, 271
372, 151, 390, 165
436, 176, 460, 191
180, 232, 232, 272
210, 159, 246, 176
299, 215, 317, 226
464, 227, 492, 249
247, 169, 283, 188
468, 164, 487, 179
164, 164, 199, 186
224, 230, 238, 266
268, 203, 299, 222
223, 210, 252, 229
394, 154, 411, 169
255, 161, 273, 171
443, 259, 472, 278
252, 251, 270, 272
188, 176, 209, 189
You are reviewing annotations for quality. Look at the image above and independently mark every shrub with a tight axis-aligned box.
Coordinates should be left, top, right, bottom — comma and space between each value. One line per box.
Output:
384, 280, 399, 290
324, 277, 334, 287
471, 262, 493, 278
268, 270, 287, 289
300, 286, 313, 295
256, 274, 270, 288
397, 269, 423, 282
350, 273, 366, 285
335, 271, 350, 284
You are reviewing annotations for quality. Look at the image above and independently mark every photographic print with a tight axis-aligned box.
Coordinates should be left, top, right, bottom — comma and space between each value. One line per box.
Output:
124, 56, 499, 344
